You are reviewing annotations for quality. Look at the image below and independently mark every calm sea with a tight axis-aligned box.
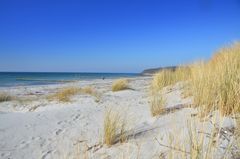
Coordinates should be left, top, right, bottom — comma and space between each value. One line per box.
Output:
0, 72, 139, 87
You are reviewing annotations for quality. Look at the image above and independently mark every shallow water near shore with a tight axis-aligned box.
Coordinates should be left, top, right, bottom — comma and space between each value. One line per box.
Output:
0, 72, 139, 87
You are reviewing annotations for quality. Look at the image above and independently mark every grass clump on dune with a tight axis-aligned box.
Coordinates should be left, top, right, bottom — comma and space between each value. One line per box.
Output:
103, 109, 127, 146
150, 92, 166, 116
49, 87, 80, 102
0, 93, 12, 102
80, 86, 95, 95
190, 42, 240, 115
112, 79, 129, 92
80, 86, 101, 102
151, 67, 191, 94
150, 67, 189, 116
150, 42, 240, 116
49, 86, 100, 103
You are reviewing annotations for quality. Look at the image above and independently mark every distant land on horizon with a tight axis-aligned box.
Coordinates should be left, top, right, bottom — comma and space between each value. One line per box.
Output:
141, 66, 178, 75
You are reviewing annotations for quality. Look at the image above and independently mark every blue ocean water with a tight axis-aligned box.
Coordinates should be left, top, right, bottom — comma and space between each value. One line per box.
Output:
0, 72, 139, 87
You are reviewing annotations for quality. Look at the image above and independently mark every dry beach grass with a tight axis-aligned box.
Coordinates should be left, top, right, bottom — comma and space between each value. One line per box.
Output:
150, 92, 166, 116
151, 42, 240, 116
190, 42, 240, 116
49, 87, 80, 102
149, 42, 240, 158
48, 86, 100, 103
0, 92, 12, 102
112, 79, 129, 92
103, 109, 127, 146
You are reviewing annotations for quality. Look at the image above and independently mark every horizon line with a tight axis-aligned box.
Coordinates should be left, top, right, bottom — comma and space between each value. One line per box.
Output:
0, 71, 140, 74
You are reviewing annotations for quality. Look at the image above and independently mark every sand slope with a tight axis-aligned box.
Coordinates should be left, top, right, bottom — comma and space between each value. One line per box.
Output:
0, 77, 236, 159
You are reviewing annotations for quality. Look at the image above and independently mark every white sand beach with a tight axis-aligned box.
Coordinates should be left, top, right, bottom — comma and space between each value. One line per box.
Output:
1, 0, 240, 158
0, 77, 238, 159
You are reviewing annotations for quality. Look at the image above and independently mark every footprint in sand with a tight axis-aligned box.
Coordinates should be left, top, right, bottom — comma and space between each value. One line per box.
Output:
57, 121, 63, 125
1, 152, 11, 158
41, 150, 52, 159
25, 123, 36, 130
55, 129, 63, 135
57, 120, 68, 126
72, 114, 81, 121
19, 140, 29, 149
18, 136, 43, 149
31, 136, 42, 141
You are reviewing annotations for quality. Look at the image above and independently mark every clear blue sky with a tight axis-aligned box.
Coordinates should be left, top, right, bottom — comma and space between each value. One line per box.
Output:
0, 0, 240, 73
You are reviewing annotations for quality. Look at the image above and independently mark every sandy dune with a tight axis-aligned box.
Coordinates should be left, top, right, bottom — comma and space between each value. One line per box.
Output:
0, 77, 236, 159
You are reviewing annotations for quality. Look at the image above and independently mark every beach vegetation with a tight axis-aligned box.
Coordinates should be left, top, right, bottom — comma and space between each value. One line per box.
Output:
103, 109, 127, 146
49, 87, 80, 102
80, 86, 101, 102
80, 86, 95, 95
112, 79, 129, 92
150, 42, 240, 116
48, 86, 101, 103
0, 93, 12, 102
150, 92, 166, 116
149, 66, 190, 116
150, 67, 191, 94
189, 42, 240, 115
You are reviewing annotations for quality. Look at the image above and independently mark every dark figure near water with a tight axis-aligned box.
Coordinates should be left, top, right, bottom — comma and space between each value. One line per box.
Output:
102, 77, 105, 80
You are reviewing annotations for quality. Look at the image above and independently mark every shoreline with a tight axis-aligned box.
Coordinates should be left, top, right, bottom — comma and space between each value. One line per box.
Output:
0, 74, 142, 89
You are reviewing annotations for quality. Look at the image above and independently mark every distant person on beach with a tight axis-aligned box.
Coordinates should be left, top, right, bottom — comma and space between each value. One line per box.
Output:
102, 77, 105, 80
